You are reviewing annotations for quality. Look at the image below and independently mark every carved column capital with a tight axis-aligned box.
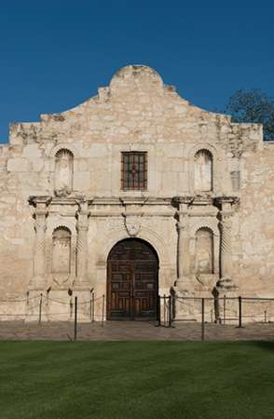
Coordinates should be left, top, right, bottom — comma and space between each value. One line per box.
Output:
173, 195, 194, 206
29, 196, 52, 207
76, 199, 90, 229
214, 196, 239, 210
176, 221, 185, 232
76, 216, 89, 232
34, 207, 49, 233
176, 211, 189, 233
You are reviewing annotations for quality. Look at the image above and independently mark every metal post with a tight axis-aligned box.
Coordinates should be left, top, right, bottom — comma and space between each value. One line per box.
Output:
38, 293, 42, 325
223, 295, 226, 325
156, 295, 161, 327
102, 294, 105, 327
168, 295, 172, 328
74, 296, 78, 341
201, 298, 205, 342
238, 296, 242, 328
70, 298, 73, 319
131, 294, 134, 320
264, 310, 267, 323
92, 293, 95, 323
163, 294, 166, 327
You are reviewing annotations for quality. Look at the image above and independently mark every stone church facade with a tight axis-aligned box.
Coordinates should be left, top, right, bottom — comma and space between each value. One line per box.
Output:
0, 65, 273, 321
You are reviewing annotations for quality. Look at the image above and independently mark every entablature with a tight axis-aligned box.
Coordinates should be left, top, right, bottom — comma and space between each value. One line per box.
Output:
28, 194, 240, 219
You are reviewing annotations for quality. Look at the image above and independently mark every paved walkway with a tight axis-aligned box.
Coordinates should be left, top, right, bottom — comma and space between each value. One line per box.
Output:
0, 320, 274, 341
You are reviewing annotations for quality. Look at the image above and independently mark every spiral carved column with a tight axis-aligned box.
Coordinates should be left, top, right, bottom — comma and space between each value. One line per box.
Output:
214, 196, 239, 291
219, 213, 233, 279
213, 197, 239, 322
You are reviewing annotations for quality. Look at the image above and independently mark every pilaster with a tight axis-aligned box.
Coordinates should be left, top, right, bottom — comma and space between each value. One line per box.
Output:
215, 196, 239, 291
29, 196, 51, 290
75, 199, 90, 289
174, 196, 193, 291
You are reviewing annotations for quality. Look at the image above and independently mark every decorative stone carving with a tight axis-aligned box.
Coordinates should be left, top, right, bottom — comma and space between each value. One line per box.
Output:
121, 200, 144, 238
124, 215, 141, 237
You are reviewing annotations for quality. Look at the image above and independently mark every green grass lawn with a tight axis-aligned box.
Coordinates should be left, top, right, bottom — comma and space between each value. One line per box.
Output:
0, 341, 274, 419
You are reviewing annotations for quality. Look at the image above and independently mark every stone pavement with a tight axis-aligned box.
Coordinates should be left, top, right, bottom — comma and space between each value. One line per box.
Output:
0, 320, 274, 341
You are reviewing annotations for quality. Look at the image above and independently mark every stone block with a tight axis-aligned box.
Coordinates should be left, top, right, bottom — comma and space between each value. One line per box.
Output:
7, 158, 29, 172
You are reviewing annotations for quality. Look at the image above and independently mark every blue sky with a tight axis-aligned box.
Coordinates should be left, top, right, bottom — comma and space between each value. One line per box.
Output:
0, 0, 273, 143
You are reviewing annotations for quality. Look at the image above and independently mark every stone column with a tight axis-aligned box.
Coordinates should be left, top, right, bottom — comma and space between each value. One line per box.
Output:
213, 197, 239, 322
215, 197, 239, 289
219, 211, 233, 279
174, 197, 193, 290
75, 200, 90, 287
30, 197, 51, 289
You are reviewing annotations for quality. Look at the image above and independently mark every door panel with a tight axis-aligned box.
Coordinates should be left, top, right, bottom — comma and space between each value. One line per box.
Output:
107, 239, 158, 320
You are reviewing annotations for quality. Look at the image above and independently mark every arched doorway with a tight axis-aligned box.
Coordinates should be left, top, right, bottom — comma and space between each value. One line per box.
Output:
107, 238, 159, 320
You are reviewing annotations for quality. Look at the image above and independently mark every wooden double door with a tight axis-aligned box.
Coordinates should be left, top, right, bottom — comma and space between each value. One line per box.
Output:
107, 239, 159, 320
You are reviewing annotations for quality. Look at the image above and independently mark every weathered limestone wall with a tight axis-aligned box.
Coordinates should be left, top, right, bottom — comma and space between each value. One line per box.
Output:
0, 65, 273, 321
236, 142, 274, 295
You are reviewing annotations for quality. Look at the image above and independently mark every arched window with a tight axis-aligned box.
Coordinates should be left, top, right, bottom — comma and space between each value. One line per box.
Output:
194, 149, 213, 193
54, 149, 73, 197
195, 227, 214, 274
52, 227, 71, 274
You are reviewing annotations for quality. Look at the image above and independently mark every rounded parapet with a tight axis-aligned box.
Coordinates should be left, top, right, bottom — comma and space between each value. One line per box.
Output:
109, 65, 164, 93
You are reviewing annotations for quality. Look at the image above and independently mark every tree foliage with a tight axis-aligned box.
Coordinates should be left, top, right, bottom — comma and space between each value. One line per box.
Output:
225, 89, 274, 141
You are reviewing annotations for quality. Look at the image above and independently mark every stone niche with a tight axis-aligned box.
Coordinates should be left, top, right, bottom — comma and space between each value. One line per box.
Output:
52, 227, 71, 275
194, 149, 213, 193
54, 149, 74, 197
195, 227, 214, 274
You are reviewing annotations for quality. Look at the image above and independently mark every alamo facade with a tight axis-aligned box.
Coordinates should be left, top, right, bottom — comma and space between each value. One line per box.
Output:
0, 65, 273, 322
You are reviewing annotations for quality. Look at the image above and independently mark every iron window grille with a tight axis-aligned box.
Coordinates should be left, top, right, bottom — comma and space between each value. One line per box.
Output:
121, 152, 147, 190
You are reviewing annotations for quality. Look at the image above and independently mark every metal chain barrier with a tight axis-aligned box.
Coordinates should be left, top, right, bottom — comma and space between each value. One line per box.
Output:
1, 293, 274, 342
